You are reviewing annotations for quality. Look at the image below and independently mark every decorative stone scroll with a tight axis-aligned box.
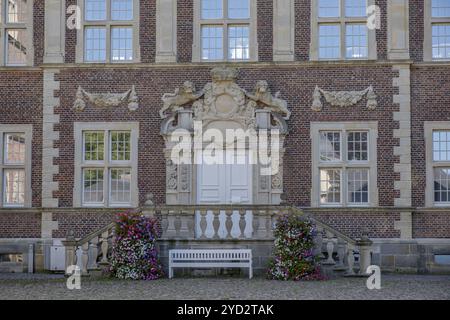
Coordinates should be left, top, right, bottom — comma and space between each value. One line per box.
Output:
73, 85, 139, 112
312, 86, 377, 112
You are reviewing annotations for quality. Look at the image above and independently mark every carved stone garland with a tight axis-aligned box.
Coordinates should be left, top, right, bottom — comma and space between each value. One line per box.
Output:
312, 86, 377, 112
73, 85, 139, 112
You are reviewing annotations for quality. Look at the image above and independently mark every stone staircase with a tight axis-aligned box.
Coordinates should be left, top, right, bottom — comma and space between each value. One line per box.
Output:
61, 205, 373, 278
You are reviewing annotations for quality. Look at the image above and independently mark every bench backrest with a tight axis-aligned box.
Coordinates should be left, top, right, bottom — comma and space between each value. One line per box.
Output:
169, 249, 252, 261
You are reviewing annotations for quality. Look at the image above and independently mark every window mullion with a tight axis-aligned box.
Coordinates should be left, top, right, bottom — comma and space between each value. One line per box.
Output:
104, 130, 110, 206
224, 24, 228, 61
0, 131, 3, 207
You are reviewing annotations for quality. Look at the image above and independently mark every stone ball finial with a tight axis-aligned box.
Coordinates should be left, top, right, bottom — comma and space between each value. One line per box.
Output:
66, 230, 75, 241
145, 193, 154, 206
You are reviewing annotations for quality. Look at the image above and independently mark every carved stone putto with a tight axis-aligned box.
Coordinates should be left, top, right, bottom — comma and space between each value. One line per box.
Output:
73, 86, 139, 112
312, 86, 378, 112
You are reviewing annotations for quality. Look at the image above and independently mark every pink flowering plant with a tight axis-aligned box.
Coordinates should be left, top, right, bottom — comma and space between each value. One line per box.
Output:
110, 212, 164, 280
268, 212, 324, 281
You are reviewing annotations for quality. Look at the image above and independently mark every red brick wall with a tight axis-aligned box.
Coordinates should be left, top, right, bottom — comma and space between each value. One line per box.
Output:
33, 0, 45, 66
409, 0, 424, 62
55, 65, 397, 208
177, 0, 194, 63
307, 210, 401, 239
140, 0, 157, 63
0, 71, 43, 208
413, 211, 450, 238
411, 66, 450, 207
257, 0, 273, 62
0, 211, 41, 238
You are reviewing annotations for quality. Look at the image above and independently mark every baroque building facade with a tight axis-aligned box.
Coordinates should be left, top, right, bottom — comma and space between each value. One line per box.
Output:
0, 0, 449, 274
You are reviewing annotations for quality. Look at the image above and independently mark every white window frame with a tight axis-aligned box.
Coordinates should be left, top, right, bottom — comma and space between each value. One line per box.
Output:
424, 0, 450, 61
0, 124, 32, 207
192, 0, 258, 62
73, 122, 139, 207
0, 0, 34, 66
75, 0, 140, 63
310, 0, 377, 61
311, 122, 378, 207
424, 121, 450, 207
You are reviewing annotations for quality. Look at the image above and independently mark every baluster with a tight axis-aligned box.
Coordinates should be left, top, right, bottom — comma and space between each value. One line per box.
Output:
256, 210, 268, 239
166, 211, 177, 238
179, 210, 190, 238
346, 245, 355, 275
314, 226, 325, 258
174, 212, 182, 237
81, 242, 89, 275
225, 210, 233, 239
324, 231, 336, 265
199, 210, 207, 239
161, 210, 169, 238
334, 239, 346, 270
89, 236, 99, 269
212, 209, 220, 239
100, 230, 109, 264
239, 210, 246, 239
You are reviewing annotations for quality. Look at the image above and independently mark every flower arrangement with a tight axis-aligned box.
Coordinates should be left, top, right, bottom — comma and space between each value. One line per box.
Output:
110, 212, 164, 280
268, 212, 325, 281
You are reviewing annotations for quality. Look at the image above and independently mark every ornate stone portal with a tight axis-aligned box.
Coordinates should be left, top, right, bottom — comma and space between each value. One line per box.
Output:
160, 67, 290, 205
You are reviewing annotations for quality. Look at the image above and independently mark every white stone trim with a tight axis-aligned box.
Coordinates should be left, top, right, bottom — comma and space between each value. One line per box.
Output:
155, 0, 177, 63
192, 0, 258, 62
424, 121, 450, 208
73, 122, 140, 207
75, 0, 141, 63
41, 212, 58, 239
273, 0, 295, 61
42, 69, 60, 208
310, 0, 377, 61
310, 121, 379, 207
394, 211, 412, 239
392, 64, 412, 207
0, 124, 33, 208
424, 0, 450, 62
44, 0, 66, 64
0, 0, 34, 66
387, 0, 410, 60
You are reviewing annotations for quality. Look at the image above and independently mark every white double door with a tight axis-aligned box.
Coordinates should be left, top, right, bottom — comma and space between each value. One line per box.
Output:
196, 150, 253, 205
196, 150, 253, 239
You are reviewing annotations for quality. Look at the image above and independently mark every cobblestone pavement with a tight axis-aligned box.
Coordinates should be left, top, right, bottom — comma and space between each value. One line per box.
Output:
0, 274, 449, 300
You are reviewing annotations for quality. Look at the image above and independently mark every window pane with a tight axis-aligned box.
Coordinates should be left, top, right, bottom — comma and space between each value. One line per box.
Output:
319, 24, 341, 59
432, 24, 450, 60
228, 26, 249, 60
3, 169, 25, 206
110, 168, 131, 204
7, 0, 27, 23
432, 0, 450, 18
110, 131, 131, 161
320, 169, 341, 204
201, 0, 222, 19
85, 0, 106, 20
434, 168, 450, 203
346, 24, 368, 59
432, 130, 450, 161
201, 26, 223, 60
345, 0, 366, 17
84, 131, 105, 161
347, 169, 369, 204
320, 131, 341, 161
85, 27, 106, 62
347, 131, 368, 161
228, 0, 250, 19
4, 133, 25, 164
111, 27, 133, 61
318, 0, 340, 17
6, 29, 27, 65
111, 0, 133, 20
83, 168, 104, 204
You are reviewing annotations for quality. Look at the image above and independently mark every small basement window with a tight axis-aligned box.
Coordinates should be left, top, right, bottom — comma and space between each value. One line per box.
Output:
434, 254, 450, 265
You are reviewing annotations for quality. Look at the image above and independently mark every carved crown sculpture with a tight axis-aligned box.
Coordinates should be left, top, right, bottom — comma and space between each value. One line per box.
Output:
312, 85, 378, 112
73, 85, 139, 112
159, 67, 291, 125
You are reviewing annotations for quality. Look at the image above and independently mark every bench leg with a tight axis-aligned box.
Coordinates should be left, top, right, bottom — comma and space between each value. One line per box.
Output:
169, 267, 173, 279
249, 265, 253, 279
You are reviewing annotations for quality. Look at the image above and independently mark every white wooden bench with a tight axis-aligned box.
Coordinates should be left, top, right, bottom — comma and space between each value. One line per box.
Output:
168, 249, 253, 279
